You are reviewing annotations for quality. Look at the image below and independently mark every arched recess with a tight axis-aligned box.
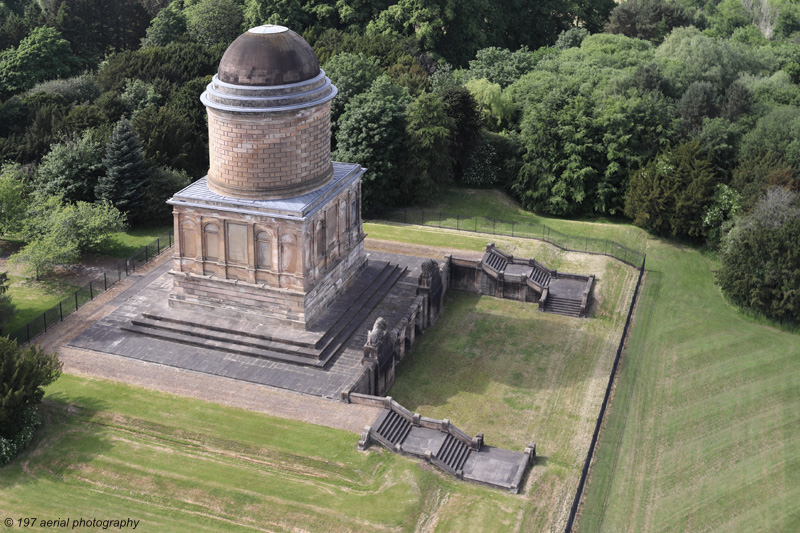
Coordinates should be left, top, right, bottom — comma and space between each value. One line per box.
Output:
180, 221, 197, 258
315, 220, 326, 258
255, 230, 272, 269
203, 223, 220, 261
280, 233, 298, 273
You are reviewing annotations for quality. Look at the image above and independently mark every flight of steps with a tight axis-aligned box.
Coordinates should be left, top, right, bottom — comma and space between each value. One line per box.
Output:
434, 433, 471, 473
121, 261, 406, 368
483, 251, 508, 271
543, 295, 582, 317
529, 265, 551, 288
374, 410, 412, 447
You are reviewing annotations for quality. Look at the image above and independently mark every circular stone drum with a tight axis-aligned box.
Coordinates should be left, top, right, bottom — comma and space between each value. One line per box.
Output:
201, 25, 338, 200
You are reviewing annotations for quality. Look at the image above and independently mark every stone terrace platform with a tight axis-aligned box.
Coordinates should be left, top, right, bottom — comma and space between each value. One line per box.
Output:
354, 397, 535, 493
67, 251, 434, 399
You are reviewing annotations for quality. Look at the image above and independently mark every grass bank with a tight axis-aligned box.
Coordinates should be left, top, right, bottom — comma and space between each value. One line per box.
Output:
0, 374, 530, 531
579, 237, 800, 531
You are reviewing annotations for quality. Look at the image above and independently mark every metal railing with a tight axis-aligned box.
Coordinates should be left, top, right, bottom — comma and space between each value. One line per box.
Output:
373, 209, 645, 268
6, 229, 174, 344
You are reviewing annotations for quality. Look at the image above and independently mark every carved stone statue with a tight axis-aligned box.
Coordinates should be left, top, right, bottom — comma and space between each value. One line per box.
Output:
420, 259, 439, 278
366, 317, 387, 347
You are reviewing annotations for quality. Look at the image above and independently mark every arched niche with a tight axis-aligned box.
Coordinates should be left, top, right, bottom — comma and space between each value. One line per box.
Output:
280, 233, 298, 273
203, 223, 220, 261
180, 220, 197, 258
255, 230, 272, 269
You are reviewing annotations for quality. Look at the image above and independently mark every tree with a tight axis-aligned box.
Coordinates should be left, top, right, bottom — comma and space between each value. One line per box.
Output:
141, 2, 188, 47
403, 92, 456, 201
0, 336, 61, 464
10, 195, 127, 275
731, 151, 798, 210
625, 141, 719, 238
96, 118, 148, 214
185, 0, 245, 47
717, 188, 800, 321
333, 75, 411, 213
0, 26, 77, 99
436, 84, 481, 181
323, 52, 383, 136
0, 164, 29, 236
140, 166, 190, 225
244, 0, 306, 29
739, 106, 800, 170
605, 0, 691, 43
677, 81, 720, 133
34, 132, 105, 203
0, 272, 15, 333
467, 46, 551, 88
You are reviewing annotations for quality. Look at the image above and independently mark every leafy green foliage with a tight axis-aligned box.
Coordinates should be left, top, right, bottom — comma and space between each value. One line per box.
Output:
323, 52, 383, 143
731, 150, 798, 210
467, 46, 552, 88
702, 183, 742, 246
0, 336, 61, 439
34, 131, 105, 203
96, 118, 148, 214
717, 188, 800, 321
0, 164, 29, 235
0, 272, 15, 333
624, 141, 718, 238
141, 2, 188, 47
140, 166, 190, 225
0, 26, 76, 99
605, 0, 691, 43
333, 75, 411, 213
185, 0, 245, 47
10, 195, 126, 275
403, 92, 455, 201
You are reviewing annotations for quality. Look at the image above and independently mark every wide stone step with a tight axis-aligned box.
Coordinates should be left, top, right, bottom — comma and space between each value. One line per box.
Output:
120, 323, 329, 367
544, 296, 583, 317
129, 316, 319, 359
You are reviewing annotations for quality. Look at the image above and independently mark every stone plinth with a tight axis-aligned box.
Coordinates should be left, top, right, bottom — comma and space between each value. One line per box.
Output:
168, 162, 366, 328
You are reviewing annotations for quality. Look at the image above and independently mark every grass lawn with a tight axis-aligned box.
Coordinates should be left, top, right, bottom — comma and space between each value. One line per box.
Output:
2, 275, 80, 336
101, 226, 173, 259
579, 236, 800, 531
386, 237, 638, 531
368, 189, 648, 254
1, 374, 533, 532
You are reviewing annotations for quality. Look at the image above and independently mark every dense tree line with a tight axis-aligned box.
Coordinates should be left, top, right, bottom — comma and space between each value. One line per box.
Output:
0, 0, 798, 321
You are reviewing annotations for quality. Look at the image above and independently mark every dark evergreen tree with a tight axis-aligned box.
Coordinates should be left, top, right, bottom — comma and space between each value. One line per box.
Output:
0, 271, 14, 333
625, 141, 718, 238
403, 92, 456, 201
96, 118, 148, 214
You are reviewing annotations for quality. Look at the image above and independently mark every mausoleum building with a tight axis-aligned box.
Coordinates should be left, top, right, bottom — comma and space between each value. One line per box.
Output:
167, 25, 366, 328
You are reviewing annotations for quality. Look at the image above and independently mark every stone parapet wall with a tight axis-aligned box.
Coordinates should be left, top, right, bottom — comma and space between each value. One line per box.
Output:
206, 102, 332, 199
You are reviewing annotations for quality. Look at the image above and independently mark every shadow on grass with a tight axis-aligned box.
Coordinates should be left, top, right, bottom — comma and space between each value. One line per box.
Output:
1, 395, 112, 489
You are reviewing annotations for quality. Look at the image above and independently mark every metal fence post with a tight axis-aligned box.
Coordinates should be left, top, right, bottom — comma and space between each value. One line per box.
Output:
145, 246, 148, 263
43, 312, 47, 332
26, 323, 30, 342
89, 282, 93, 300
103, 272, 107, 291
512, 221, 515, 237
59, 302, 63, 322
457, 214, 460, 230
157, 238, 161, 254
75, 291, 79, 311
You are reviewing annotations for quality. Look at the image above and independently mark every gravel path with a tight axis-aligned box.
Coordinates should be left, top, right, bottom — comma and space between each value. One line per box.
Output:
34, 251, 379, 434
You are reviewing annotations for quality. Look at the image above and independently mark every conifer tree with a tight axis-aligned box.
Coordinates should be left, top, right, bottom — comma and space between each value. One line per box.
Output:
96, 118, 147, 214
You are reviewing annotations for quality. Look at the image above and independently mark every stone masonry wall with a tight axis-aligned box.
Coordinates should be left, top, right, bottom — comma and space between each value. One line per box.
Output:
206, 102, 332, 199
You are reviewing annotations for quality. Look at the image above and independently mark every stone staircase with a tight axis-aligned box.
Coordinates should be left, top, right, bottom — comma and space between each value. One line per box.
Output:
483, 251, 508, 272
434, 433, 471, 473
374, 409, 412, 447
543, 295, 583, 317
529, 264, 551, 288
355, 397, 535, 493
121, 260, 406, 368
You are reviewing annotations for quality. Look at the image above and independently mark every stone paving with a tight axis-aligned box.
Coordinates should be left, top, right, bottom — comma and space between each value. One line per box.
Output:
68, 251, 437, 399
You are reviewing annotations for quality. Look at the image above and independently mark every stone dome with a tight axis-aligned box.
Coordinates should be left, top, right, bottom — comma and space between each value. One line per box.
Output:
218, 25, 320, 86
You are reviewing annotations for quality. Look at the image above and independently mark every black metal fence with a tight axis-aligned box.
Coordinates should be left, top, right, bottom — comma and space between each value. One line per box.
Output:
564, 254, 647, 532
375, 209, 646, 268
6, 229, 174, 344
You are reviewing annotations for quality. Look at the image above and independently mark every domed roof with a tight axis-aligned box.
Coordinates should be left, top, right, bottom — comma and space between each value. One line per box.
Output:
217, 25, 320, 86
